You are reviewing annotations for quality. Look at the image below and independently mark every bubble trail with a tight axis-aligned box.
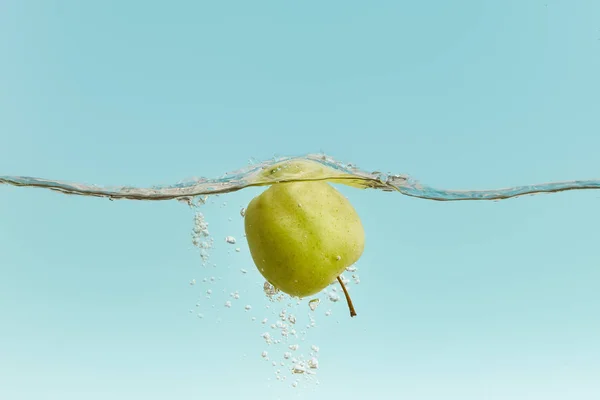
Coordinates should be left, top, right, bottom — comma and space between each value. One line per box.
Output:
1, 153, 599, 202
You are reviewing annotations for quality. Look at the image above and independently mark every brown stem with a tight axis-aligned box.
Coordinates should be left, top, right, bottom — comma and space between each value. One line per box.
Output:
337, 275, 357, 317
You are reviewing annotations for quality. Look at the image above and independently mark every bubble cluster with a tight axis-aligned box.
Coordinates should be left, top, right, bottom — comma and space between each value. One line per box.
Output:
191, 212, 213, 265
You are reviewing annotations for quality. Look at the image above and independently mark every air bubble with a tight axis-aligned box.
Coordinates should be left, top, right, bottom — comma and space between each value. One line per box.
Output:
308, 299, 320, 311
225, 236, 236, 244
225, 301, 232, 308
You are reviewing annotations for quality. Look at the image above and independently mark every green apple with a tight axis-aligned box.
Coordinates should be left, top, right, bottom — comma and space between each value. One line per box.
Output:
244, 180, 365, 314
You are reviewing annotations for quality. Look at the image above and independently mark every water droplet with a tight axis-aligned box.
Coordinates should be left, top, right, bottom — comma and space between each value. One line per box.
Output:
225, 236, 236, 244
235, 248, 241, 252
240, 208, 246, 217
240, 269, 247, 274
206, 289, 212, 295
189, 279, 196, 285
346, 265, 357, 272
308, 299, 320, 311
308, 357, 319, 369
325, 310, 331, 317
261, 351, 268, 358
261, 318, 268, 324
224, 301, 232, 308
197, 313, 204, 319
328, 292, 340, 302
292, 382, 298, 388
289, 344, 299, 351
335, 255, 341, 261
283, 352, 292, 359
245, 305, 252, 311
288, 315, 296, 324
311, 345, 319, 352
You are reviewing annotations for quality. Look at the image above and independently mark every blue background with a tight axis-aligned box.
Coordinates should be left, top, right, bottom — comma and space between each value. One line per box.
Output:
1, 1, 599, 399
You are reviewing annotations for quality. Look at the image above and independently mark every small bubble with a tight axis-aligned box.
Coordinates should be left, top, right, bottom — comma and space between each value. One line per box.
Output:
225, 301, 232, 308
206, 289, 212, 295
240, 269, 247, 274
346, 265, 357, 272
311, 345, 320, 353
283, 352, 292, 359
235, 248, 241, 252
289, 344, 299, 351
325, 310, 331, 317
308, 357, 319, 369
240, 208, 246, 217
245, 305, 252, 311
335, 255, 341, 261
261, 332, 272, 344
291, 364, 306, 374
292, 382, 298, 388
328, 292, 340, 302
261, 351, 268, 358
189, 279, 196, 285
261, 318, 268, 324
225, 236, 236, 244
308, 298, 320, 311
197, 313, 204, 319
288, 315, 296, 324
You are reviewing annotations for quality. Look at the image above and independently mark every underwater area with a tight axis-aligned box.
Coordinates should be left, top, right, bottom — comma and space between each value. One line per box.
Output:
1, 2, 599, 400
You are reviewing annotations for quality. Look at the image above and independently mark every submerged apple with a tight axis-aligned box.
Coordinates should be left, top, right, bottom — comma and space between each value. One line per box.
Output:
244, 180, 365, 316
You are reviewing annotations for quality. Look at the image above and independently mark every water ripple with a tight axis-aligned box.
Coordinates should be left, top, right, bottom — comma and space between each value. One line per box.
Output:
1, 154, 599, 202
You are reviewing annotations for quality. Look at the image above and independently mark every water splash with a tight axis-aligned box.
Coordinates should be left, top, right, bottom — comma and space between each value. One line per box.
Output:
2, 153, 598, 202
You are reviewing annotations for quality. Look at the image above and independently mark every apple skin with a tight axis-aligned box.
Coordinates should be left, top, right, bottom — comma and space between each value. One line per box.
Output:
244, 181, 365, 298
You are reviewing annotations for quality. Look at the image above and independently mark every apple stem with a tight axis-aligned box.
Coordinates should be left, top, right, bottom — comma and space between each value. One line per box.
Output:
337, 276, 357, 317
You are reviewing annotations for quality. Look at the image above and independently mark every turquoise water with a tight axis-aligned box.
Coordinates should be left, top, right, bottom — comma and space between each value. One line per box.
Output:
2, 1, 600, 399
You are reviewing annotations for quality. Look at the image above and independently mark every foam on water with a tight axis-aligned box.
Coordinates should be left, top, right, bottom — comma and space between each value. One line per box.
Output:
2, 153, 599, 201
